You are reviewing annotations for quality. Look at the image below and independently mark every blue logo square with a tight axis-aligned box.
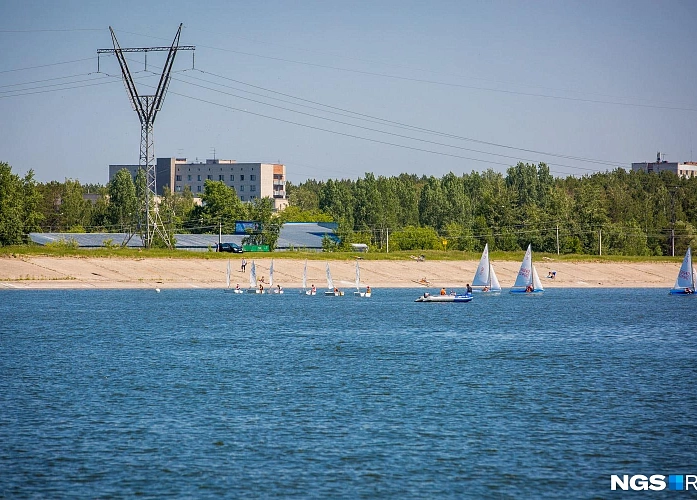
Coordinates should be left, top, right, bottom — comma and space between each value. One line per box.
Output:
668, 475, 684, 491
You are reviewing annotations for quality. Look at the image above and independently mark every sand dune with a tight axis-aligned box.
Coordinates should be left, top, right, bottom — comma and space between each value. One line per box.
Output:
0, 255, 681, 290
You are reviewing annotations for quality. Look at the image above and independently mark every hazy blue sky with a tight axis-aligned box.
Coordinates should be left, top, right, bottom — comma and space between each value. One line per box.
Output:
1, 0, 696, 185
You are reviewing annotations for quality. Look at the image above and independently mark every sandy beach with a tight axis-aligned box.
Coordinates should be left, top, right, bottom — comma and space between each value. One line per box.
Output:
0, 255, 680, 290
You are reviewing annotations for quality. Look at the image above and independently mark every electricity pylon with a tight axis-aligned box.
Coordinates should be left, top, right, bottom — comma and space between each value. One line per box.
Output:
98, 24, 194, 248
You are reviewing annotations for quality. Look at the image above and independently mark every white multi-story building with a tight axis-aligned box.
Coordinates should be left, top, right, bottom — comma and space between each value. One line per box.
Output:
109, 158, 288, 210
632, 152, 697, 178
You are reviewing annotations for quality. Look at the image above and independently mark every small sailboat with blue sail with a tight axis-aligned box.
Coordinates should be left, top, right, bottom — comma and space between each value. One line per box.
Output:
510, 244, 544, 294
670, 247, 696, 295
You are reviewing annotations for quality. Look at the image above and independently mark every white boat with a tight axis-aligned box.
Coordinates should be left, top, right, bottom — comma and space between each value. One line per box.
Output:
471, 243, 501, 293
669, 247, 696, 295
301, 260, 316, 295
269, 259, 283, 294
510, 244, 544, 294
247, 260, 263, 293
415, 292, 473, 303
353, 260, 371, 297
325, 262, 343, 296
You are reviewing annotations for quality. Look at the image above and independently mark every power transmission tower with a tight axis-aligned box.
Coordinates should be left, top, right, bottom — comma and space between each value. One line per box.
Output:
98, 24, 195, 248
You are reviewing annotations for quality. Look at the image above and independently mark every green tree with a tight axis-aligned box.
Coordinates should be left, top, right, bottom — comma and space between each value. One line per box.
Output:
243, 197, 282, 250
108, 168, 138, 231
60, 179, 92, 231
0, 163, 43, 245
194, 180, 245, 233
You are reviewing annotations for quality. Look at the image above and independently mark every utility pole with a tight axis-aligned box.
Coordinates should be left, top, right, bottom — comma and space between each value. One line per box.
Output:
98, 24, 194, 248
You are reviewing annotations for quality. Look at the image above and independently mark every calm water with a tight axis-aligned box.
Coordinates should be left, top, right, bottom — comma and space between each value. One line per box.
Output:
1, 287, 695, 498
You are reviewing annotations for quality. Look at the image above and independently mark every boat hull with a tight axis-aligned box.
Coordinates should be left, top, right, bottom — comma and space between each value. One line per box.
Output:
509, 289, 544, 294
669, 288, 695, 295
415, 294, 472, 303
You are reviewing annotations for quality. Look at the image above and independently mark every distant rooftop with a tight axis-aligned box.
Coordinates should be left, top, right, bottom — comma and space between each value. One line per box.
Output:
29, 222, 338, 251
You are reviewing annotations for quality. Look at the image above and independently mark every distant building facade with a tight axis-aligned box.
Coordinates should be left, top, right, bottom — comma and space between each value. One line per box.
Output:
108, 158, 288, 210
632, 152, 697, 178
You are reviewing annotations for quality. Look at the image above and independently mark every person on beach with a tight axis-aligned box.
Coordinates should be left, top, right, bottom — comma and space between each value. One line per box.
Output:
241, 258, 247, 272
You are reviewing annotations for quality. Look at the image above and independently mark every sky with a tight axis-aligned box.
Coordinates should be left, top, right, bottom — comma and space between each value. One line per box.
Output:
1, 0, 696, 186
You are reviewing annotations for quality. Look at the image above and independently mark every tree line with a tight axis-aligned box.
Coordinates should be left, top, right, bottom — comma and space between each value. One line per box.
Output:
1, 160, 696, 255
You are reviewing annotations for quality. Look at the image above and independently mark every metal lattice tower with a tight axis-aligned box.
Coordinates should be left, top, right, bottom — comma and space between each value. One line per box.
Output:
98, 24, 194, 248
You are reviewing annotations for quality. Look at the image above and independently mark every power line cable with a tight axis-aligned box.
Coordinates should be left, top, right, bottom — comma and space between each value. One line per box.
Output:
171, 75, 607, 173
0, 57, 95, 74
188, 68, 627, 168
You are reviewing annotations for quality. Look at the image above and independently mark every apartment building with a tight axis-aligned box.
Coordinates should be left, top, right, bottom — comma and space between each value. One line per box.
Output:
109, 158, 288, 210
632, 152, 697, 178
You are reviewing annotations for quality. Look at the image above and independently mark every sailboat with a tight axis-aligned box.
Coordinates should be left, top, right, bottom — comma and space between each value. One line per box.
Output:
325, 262, 343, 296
247, 260, 263, 293
301, 260, 316, 295
353, 260, 371, 297
510, 244, 544, 294
225, 259, 243, 293
669, 247, 696, 295
269, 259, 283, 294
471, 243, 501, 293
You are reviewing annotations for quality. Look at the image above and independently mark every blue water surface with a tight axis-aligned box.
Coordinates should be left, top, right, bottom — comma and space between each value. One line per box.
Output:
1, 288, 695, 498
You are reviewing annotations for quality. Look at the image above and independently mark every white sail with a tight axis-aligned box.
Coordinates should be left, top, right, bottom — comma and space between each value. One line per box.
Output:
250, 261, 257, 289
472, 244, 490, 288
512, 244, 533, 289
226, 260, 231, 289
532, 265, 544, 291
302, 260, 308, 290
269, 259, 274, 287
674, 248, 694, 290
489, 265, 501, 291
326, 262, 334, 290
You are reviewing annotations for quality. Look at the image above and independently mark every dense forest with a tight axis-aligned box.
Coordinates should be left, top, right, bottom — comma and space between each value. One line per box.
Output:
1, 160, 696, 256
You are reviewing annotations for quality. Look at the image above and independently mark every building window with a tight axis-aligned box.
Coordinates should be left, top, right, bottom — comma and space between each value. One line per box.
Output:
176, 175, 182, 181
197, 185, 202, 192
219, 175, 224, 181
188, 174, 192, 181
240, 174, 245, 181
250, 174, 256, 181
250, 185, 256, 192
207, 175, 212, 180
239, 185, 244, 192
240, 195, 245, 201
230, 174, 234, 181
251, 196, 256, 200
175, 186, 182, 192
197, 175, 201, 181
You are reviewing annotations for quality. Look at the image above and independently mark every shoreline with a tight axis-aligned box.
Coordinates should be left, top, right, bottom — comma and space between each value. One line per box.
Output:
0, 255, 680, 290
